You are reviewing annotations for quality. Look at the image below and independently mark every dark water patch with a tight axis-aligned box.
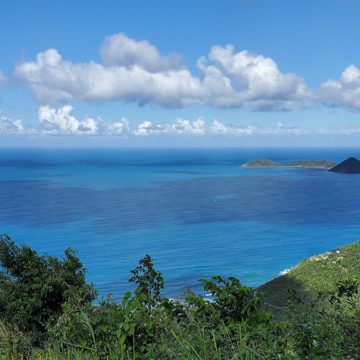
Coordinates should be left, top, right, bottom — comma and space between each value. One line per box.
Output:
0, 180, 97, 227
0, 160, 53, 168
2, 171, 360, 231
67, 160, 128, 168
158, 170, 217, 175
145, 159, 227, 167
67, 159, 228, 168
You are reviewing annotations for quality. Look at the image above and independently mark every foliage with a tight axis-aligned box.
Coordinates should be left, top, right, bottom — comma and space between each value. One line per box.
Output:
0, 235, 360, 359
0, 234, 96, 343
129, 254, 164, 306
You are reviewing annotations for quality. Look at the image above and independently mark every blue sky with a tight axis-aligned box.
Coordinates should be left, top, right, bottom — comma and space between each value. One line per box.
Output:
1, 0, 360, 146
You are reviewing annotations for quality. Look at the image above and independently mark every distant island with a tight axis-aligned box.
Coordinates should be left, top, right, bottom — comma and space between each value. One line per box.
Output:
242, 158, 337, 169
328, 157, 360, 173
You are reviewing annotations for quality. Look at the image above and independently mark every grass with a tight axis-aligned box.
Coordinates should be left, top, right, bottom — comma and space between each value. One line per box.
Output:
259, 241, 360, 310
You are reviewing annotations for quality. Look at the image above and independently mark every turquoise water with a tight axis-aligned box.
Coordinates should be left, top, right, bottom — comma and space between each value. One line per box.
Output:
1, 147, 360, 299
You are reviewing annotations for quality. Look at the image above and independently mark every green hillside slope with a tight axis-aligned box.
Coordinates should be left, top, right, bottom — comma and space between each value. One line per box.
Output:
260, 241, 360, 310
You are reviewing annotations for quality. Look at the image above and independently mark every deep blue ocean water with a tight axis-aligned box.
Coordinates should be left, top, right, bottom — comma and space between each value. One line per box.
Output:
1, 147, 360, 300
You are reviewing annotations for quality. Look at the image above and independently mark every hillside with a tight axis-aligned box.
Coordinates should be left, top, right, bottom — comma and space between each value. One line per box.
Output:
329, 157, 360, 173
259, 241, 360, 310
242, 158, 337, 169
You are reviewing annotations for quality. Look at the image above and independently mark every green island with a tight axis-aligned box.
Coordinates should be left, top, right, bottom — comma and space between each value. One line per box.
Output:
0, 235, 359, 359
242, 158, 337, 169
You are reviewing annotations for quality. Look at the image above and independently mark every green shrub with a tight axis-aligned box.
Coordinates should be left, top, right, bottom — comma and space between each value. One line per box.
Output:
50, 255, 170, 358
0, 234, 96, 343
0, 236, 360, 359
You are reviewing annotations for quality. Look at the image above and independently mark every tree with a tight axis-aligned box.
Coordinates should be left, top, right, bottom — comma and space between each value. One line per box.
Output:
0, 234, 96, 341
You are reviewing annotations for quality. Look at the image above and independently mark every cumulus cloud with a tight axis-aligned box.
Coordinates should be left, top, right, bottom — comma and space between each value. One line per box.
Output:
14, 33, 310, 110
101, 33, 182, 71
35, 106, 204, 137
33, 105, 351, 138
169, 118, 205, 135
132, 118, 206, 136
130, 118, 307, 137
106, 117, 130, 135
15, 47, 203, 106
210, 120, 255, 135
0, 114, 25, 133
132, 120, 166, 136
4, 104, 360, 139
199, 45, 310, 110
319, 65, 360, 110
38, 105, 98, 134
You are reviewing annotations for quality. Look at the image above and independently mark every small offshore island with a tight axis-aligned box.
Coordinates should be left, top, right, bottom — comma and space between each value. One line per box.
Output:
329, 156, 360, 173
242, 156, 360, 173
241, 158, 337, 169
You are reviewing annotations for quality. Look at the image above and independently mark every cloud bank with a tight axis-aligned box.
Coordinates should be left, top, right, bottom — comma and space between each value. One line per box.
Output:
9, 33, 360, 113
14, 33, 310, 110
2, 105, 359, 140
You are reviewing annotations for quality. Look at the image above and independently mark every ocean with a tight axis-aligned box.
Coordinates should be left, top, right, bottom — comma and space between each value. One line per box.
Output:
1, 147, 360, 300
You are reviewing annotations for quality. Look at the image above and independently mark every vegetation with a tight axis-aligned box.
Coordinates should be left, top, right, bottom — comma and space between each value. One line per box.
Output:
260, 241, 360, 310
0, 234, 359, 359
242, 158, 337, 169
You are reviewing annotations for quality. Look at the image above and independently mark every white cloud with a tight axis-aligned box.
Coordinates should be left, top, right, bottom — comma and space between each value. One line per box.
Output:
132, 120, 165, 136
38, 105, 98, 134
0, 114, 25, 133
4, 104, 360, 139
209, 120, 309, 136
14, 34, 310, 110
132, 117, 206, 136
106, 117, 130, 135
36, 106, 204, 137
210, 120, 255, 135
199, 45, 310, 110
101, 33, 182, 71
319, 65, 360, 110
15, 47, 203, 107
168, 118, 205, 135
131, 118, 306, 137
33, 105, 355, 138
